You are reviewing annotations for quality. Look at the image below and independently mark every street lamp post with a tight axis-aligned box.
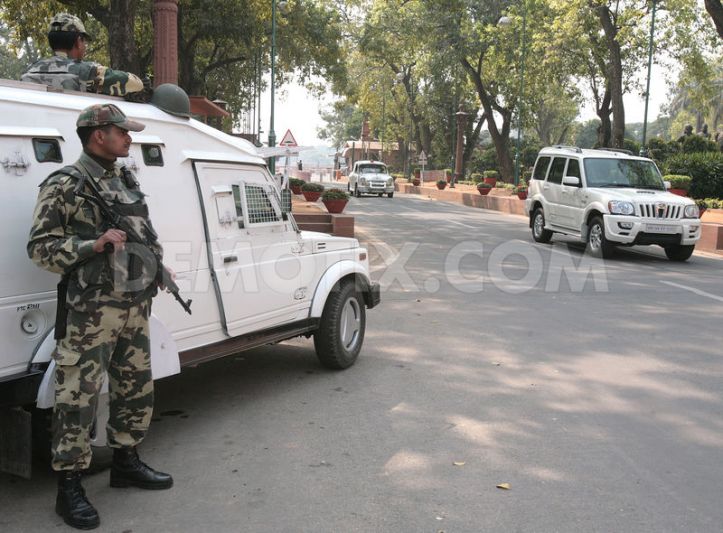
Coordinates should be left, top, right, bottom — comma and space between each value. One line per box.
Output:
641, 0, 658, 156
499, 1, 527, 186
268, 0, 286, 174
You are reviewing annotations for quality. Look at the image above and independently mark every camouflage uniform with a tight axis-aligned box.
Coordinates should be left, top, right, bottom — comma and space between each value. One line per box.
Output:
27, 104, 161, 471
21, 13, 144, 96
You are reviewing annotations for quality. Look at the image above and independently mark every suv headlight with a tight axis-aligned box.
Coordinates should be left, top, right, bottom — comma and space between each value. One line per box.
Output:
360, 178, 367, 186
684, 204, 700, 218
387, 178, 393, 186
608, 201, 635, 216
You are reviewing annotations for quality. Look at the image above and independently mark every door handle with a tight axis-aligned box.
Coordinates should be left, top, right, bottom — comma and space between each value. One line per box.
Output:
223, 255, 238, 264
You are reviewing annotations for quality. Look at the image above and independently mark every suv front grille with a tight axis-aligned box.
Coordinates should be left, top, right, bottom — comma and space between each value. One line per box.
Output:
637, 203, 682, 219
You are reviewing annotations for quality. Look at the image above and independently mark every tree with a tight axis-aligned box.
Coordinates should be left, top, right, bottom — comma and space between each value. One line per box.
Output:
705, 0, 723, 38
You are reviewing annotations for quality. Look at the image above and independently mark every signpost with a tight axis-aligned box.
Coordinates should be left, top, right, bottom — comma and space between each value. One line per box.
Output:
279, 129, 298, 147
418, 150, 427, 186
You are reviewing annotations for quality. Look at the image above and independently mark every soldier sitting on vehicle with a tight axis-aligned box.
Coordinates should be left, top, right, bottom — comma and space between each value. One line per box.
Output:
21, 13, 146, 97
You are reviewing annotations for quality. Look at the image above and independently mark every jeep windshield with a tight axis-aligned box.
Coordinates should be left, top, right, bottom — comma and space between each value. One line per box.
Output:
360, 165, 387, 174
583, 158, 664, 190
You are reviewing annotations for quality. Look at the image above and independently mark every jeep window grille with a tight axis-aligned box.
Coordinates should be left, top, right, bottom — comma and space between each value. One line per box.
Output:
141, 144, 164, 166
232, 184, 245, 228
244, 184, 281, 224
32, 138, 62, 163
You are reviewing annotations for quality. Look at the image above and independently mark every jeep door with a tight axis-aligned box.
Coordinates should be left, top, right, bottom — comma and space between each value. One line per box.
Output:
543, 157, 567, 227
194, 161, 303, 336
556, 158, 586, 230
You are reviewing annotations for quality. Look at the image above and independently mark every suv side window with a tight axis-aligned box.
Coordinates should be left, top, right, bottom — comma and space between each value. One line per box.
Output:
532, 156, 551, 180
566, 159, 581, 186
547, 157, 567, 184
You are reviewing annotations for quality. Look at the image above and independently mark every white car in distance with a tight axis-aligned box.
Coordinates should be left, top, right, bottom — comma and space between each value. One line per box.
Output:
526, 146, 701, 261
347, 160, 395, 198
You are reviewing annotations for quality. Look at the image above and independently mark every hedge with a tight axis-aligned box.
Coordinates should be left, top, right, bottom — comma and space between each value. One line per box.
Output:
664, 152, 723, 199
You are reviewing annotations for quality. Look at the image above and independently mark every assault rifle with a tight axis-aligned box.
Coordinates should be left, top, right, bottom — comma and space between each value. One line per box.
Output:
73, 173, 192, 315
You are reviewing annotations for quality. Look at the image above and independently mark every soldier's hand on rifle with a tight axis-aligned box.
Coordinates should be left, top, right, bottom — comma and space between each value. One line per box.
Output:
159, 266, 176, 292
93, 229, 127, 253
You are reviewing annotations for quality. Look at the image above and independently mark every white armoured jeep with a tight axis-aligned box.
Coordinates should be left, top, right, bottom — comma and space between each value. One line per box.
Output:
0, 80, 380, 477
347, 160, 394, 198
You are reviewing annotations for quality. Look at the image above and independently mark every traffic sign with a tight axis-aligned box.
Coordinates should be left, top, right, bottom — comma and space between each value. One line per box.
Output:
279, 129, 298, 147
418, 150, 427, 165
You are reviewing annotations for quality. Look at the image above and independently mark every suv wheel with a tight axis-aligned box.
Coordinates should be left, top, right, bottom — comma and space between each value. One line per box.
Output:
354, 186, 361, 198
586, 216, 615, 258
664, 244, 695, 262
531, 207, 553, 243
387, 192, 393, 198
314, 280, 366, 369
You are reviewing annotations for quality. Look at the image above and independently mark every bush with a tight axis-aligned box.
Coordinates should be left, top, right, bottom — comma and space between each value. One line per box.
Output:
681, 135, 718, 154
289, 178, 306, 187
477, 182, 493, 189
663, 175, 692, 190
391, 173, 404, 181
483, 170, 499, 179
470, 172, 483, 183
624, 138, 641, 156
437, 179, 447, 185
514, 178, 528, 192
665, 152, 723, 198
301, 182, 325, 192
321, 188, 349, 201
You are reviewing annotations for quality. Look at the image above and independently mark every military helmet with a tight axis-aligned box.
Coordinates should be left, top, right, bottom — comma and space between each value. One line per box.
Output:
150, 84, 191, 119
49, 13, 92, 40
77, 103, 145, 132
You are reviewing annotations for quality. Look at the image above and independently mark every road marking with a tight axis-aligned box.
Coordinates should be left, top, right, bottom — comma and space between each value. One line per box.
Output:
660, 281, 723, 303
445, 219, 477, 229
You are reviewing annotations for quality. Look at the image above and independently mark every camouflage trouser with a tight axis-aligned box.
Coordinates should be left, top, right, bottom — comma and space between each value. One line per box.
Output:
52, 299, 153, 471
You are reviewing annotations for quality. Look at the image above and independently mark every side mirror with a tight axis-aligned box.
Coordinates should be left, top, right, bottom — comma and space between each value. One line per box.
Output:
664, 181, 671, 190
280, 189, 292, 214
562, 176, 580, 187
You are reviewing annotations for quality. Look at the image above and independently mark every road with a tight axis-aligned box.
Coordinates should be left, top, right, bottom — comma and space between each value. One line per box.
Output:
3, 192, 723, 532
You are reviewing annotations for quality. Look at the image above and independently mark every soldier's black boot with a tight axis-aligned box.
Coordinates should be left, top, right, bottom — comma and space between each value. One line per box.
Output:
55, 471, 100, 530
110, 447, 173, 490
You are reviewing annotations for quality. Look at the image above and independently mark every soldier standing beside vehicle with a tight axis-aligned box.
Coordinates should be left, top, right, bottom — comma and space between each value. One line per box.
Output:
21, 13, 146, 97
27, 104, 172, 530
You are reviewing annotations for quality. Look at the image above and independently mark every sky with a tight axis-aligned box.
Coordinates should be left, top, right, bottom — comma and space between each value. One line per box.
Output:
257, 63, 672, 148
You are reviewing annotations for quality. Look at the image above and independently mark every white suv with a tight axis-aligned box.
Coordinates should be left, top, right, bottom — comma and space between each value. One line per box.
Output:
526, 146, 701, 261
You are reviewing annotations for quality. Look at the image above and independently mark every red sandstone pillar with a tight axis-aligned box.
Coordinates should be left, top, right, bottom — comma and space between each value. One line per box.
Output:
153, 0, 179, 87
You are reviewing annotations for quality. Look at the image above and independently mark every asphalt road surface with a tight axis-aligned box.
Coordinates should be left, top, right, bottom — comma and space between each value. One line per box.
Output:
2, 192, 723, 532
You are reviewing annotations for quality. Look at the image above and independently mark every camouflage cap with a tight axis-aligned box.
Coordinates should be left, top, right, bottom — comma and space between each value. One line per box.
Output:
49, 13, 92, 40
76, 103, 145, 132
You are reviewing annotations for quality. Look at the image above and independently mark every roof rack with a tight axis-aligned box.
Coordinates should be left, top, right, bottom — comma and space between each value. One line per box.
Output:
551, 145, 582, 153
595, 147, 634, 156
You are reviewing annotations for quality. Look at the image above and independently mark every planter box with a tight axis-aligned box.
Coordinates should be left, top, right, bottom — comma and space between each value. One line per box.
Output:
701, 208, 723, 224
477, 187, 492, 196
516, 191, 528, 200
322, 199, 348, 214
669, 188, 688, 197
291, 185, 303, 195
436, 183, 447, 190
302, 191, 322, 202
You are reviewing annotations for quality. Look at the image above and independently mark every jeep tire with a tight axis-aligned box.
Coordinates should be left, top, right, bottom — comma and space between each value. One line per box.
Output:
664, 244, 695, 262
387, 192, 393, 198
314, 280, 366, 369
587, 216, 615, 259
532, 207, 553, 243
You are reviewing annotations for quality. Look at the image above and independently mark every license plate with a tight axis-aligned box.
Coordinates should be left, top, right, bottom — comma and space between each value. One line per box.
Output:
646, 224, 678, 234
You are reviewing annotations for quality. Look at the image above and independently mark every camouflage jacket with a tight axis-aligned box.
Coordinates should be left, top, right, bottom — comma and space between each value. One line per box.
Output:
27, 152, 163, 311
21, 52, 144, 96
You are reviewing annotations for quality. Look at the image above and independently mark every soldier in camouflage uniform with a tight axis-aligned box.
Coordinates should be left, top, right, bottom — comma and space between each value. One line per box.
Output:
27, 103, 172, 530
21, 13, 145, 97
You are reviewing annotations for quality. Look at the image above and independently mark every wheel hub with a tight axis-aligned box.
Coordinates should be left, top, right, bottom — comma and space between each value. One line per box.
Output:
340, 298, 361, 350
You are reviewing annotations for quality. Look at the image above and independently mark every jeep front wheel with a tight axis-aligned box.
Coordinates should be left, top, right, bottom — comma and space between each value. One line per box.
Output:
314, 280, 366, 369
664, 244, 695, 262
586, 216, 615, 259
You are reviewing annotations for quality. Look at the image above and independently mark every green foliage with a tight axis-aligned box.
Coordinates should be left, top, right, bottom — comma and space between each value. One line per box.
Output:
477, 182, 492, 189
469, 146, 498, 173
470, 172, 483, 183
321, 188, 349, 200
663, 174, 692, 190
483, 170, 499, 179
698, 198, 721, 209
437, 179, 447, 185
623, 138, 641, 156
681, 135, 719, 154
665, 152, 723, 198
289, 178, 306, 187
301, 182, 325, 192
647, 137, 681, 164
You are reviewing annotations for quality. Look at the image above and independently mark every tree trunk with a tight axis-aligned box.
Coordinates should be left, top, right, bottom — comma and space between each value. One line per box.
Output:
596, 5, 625, 148
81, 0, 141, 75
596, 86, 612, 147
461, 57, 514, 182
705, 0, 723, 39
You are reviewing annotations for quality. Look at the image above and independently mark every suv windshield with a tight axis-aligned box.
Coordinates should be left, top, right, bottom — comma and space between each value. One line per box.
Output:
583, 158, 664, 190
360, 165, 386, 174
